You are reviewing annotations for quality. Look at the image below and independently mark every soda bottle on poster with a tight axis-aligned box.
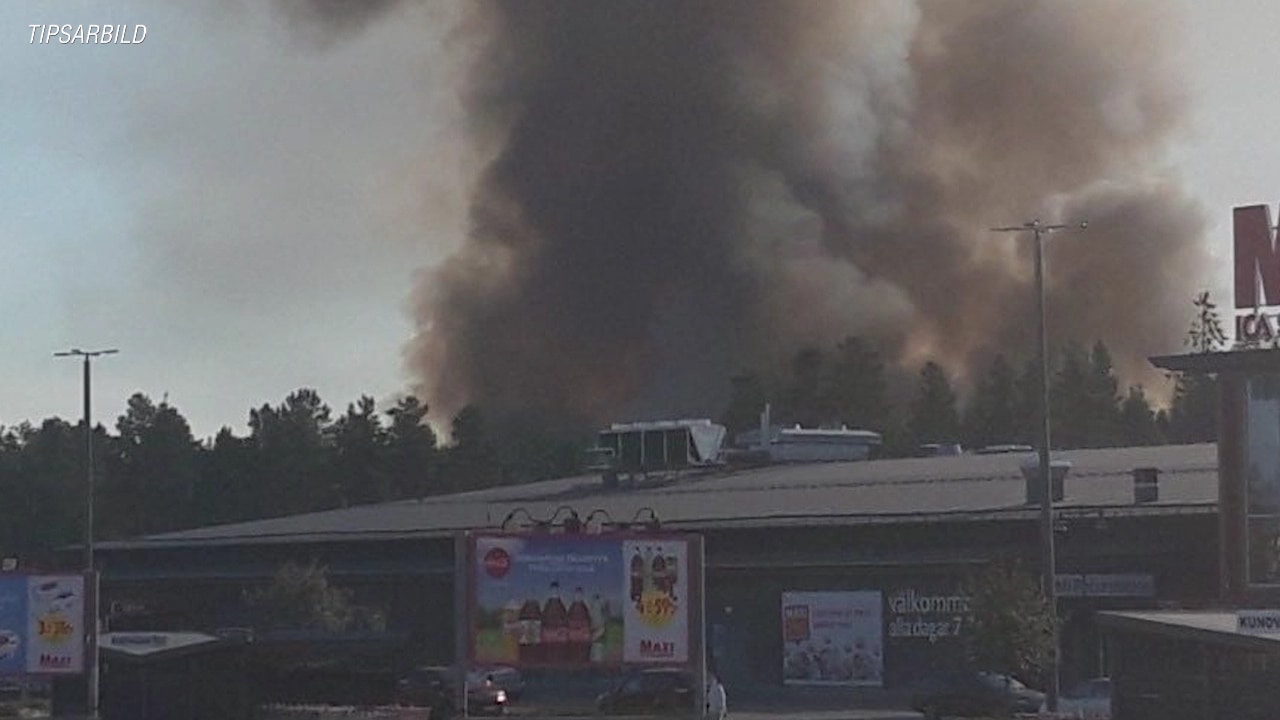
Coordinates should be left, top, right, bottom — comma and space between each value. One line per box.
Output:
567, 586, 592, 663
630, 548, 645, 610
642, 547, 654, 589
517, 596, 543, 664
652, 546, 669, 595
588, 592, 606, 663
502, 599, 522, 661
665, 550, 679, 601
541, 581, 569, 664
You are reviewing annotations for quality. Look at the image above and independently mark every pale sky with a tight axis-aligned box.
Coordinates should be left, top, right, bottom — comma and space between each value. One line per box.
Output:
0, 1, 1267, 439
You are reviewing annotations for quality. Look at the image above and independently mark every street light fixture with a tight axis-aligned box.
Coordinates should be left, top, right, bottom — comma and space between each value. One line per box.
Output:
54, 347, 116, 718
989, 219, 1086, 712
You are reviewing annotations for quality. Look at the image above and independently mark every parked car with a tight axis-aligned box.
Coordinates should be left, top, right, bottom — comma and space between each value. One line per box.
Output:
1046, 677, 1112, 719
597, 668, 698, 716
910, 671, 1045, 719
395, 665, 508, 717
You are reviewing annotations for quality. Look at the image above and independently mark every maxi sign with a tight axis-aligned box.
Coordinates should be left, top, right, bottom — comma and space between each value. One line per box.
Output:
0, 575, 86, 676
1235, 204, 1280, 342
465, 532, 700, 668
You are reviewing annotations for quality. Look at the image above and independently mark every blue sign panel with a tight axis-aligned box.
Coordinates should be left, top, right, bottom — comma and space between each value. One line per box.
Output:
0, 576, 28, 675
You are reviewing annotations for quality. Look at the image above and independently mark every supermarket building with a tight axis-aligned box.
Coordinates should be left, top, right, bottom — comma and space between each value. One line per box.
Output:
93, 441, 1219, 691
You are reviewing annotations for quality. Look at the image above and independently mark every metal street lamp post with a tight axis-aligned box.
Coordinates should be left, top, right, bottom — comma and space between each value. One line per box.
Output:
990, 220, 1085, 712
54, 348, 117, 718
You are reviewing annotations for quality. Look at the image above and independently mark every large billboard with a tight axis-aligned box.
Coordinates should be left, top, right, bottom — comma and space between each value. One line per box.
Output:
0, 574, 86, 675
467, 532, 695, 668
782, 591, 883, 687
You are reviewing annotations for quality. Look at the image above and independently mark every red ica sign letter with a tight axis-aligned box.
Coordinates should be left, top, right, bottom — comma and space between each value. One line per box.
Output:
1235, 205, 1280, 309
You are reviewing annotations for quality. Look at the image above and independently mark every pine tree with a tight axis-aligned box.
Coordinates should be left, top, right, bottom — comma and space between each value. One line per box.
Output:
964, 355, 1018, 449
1119, 386, 1160, 446
782, 346, 827, 427
1014, 357, 1042, 447
721, 373, 768, 436
909, 361, 961, 447
1188, 291, 1228, 353
1051, 342, 1091, 449
1169, 376, 1217, 443
384, 396, 438, 500
1169, 291, 1222, 443
1083, 341, 1122, 447
442, 405, 501, 491
823, 336, 890, 432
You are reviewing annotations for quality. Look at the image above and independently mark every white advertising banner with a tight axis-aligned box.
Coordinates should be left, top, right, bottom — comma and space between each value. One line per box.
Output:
621, 539, 689, 664
1237, 609, 1280, 634
25, 575, 85, 674
782, 591, 883, 687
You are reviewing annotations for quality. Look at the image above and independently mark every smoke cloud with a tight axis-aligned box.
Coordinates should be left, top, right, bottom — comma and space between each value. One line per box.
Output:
306, 0, 1209, 425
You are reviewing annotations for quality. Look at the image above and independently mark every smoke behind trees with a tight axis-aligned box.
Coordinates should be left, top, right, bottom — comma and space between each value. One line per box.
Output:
294, 0, 1209, 426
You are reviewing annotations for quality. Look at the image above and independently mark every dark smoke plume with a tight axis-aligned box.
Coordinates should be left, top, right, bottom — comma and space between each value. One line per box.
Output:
303, 0, 1208, 425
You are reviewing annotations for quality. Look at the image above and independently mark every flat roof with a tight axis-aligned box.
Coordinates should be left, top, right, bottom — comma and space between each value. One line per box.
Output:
97, 443, 1217, 550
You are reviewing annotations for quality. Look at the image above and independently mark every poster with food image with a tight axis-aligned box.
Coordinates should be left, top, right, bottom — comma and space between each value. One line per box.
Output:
470, 533, 691, 668
782, 591, 883, 687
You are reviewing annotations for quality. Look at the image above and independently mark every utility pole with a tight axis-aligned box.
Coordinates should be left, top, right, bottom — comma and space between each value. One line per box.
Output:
54, 348, 117, 718
989, 220, 1085, 712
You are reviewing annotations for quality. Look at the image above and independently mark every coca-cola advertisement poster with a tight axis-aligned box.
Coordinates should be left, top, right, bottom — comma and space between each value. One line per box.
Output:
620, 539, 688, 664
470, 533, 690, 668
781, 591, 883, 687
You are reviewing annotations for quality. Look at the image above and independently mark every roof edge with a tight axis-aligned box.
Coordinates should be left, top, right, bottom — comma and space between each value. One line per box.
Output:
94, 502, 1216, 552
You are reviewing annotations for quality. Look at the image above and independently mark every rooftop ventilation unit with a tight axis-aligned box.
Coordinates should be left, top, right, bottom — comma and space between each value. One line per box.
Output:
594, 419, 726, 475
1020, 456, 1070, 506
1133, 466, 1160, 503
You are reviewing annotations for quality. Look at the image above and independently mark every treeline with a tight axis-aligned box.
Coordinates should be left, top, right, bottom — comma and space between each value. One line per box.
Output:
721, 293, 1227, 455
720, 337, 1217, 457
0, 294, 1227, 555
0, 392, 585, 557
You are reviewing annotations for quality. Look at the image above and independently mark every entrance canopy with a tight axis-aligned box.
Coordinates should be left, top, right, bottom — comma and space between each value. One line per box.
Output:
1150, 348, 1280, 375
1099, 610, 1280, 652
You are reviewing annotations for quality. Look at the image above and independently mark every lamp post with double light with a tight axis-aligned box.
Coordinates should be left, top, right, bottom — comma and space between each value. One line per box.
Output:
989, 220, 1085, 712
54, 347, 117, 718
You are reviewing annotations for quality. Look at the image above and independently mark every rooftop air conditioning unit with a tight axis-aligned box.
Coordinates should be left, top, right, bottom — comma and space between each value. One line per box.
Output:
595, 419, 726, 474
